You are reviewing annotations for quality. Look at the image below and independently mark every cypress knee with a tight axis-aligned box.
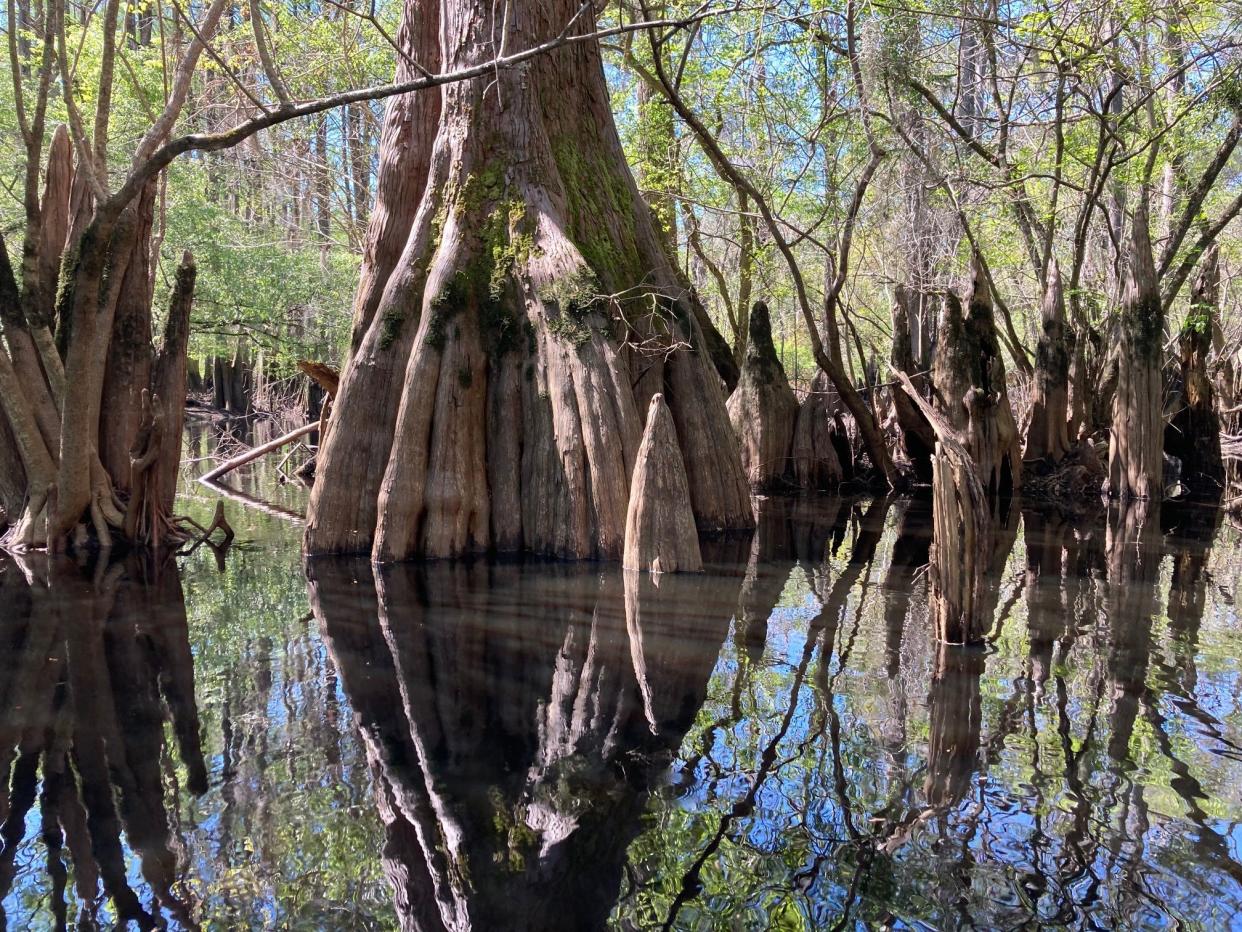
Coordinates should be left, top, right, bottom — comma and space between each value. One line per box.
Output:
623, 394, 702, 574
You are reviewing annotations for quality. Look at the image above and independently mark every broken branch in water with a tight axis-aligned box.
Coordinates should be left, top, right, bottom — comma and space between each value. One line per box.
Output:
200, 423, 318, 483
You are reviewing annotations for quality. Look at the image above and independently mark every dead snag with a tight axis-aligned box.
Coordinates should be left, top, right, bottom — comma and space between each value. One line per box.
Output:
1106, 201, 1164, 501
726, 301, 798, 491
889, 284, 935, 482
1166, 245, 1224, 500
790, 371, 845, 490
623, 394, 703, 575
1025, 259, 1072, 466
297, 359, 340, 444
931, 257, 1023, 497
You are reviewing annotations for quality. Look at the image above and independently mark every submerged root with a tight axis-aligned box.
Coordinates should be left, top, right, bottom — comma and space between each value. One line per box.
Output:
1022, 436, 1106, 500
3, 486, 50, 550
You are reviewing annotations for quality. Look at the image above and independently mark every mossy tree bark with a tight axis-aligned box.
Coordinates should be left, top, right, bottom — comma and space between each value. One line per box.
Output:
307, 0, 752, 561
1166, 244, 1224, 500
726, 301, 798, 491
1106, 201, 1164, 501
1024, 259, 1072, 465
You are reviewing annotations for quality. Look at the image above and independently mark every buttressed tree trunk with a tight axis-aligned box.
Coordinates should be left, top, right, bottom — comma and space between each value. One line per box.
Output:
1106, 200, 1164, 501
307, 0, 752, 561
931, 257, 1022, 497
790, 371, 844, 490
1167, 244, 1224, 500
1024, 259, 1072, 465
726, 300, 798, 490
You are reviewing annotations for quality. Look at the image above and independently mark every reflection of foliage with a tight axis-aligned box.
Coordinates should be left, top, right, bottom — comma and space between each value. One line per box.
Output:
611, 508, 1242, 929
174, 507, 396, 928
8, 493, 1242, 928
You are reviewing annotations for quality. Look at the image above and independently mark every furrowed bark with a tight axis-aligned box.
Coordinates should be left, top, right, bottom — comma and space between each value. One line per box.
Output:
623, 393, 702, 574
1024, 259, 1072, 465
310, 0, 751, 562
347, 0, 440, 352
1106, 200, 1164, 501
727, 301, 797, 490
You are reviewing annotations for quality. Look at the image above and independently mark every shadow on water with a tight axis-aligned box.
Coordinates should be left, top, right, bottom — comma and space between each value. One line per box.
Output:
6, 492, 1242, 928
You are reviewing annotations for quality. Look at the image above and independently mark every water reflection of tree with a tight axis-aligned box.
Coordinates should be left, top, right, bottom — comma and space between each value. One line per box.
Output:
623, 491, 1242, 928
0, 551, 207, 929
310, 559, 741, 931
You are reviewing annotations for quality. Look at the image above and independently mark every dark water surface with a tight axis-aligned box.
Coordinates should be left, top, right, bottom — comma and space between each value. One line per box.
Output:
4, 464, 1242, 929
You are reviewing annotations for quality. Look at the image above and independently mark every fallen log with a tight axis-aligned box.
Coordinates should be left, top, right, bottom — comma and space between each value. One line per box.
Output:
199, 422, 318, 483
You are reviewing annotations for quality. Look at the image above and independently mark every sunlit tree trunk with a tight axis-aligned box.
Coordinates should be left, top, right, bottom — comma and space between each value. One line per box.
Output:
308, 0, 752, 561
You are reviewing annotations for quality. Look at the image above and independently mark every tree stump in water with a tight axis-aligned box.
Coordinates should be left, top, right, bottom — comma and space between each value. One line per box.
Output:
895, 369, 994, 644
727, 301, 798, 490
1025, 259, 1072, 466
1166, 245, 1224, 500
889, 285, 935, 482
931, 258, 1022, 497
1106, 201, 1164, 501
790, 371, 845, 490
623, 394, 703, 574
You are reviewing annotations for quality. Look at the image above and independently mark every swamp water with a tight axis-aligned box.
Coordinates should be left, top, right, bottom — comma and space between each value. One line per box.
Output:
3, 445, 1242, 929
